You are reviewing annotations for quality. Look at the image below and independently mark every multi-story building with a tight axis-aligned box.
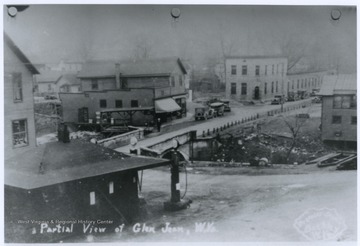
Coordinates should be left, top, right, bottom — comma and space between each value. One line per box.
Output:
4, 32, 40, 160
60, 57, 187, 126
319, 74, 357, 148
225, 56, 288, 101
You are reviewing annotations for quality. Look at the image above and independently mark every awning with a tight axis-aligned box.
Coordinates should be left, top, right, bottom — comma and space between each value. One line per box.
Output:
155, 98, 181, 113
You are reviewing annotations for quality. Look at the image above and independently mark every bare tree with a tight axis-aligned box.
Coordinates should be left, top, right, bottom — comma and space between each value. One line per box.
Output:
216, 23, 236, 85
281, 114, 309, 162
279, 34, 308, 71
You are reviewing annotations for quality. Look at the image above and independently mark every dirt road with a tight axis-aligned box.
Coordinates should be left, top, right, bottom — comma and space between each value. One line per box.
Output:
83, 165, 356, 243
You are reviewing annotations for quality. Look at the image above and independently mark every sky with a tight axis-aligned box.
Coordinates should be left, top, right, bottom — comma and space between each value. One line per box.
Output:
3, 4, 357, 72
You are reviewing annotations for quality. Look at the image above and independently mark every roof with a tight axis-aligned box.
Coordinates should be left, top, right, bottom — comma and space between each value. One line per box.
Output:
35, 70, 63, 83
78, 60, 117, 78
5, 140, 170, 189
287, 69, 329, 76
120, 57, 187, 77
78, 57, 187, 79
4, 32, 40, 75
58, 74, 81, 85
319, 74, 357, 96
226, 55, 287, 60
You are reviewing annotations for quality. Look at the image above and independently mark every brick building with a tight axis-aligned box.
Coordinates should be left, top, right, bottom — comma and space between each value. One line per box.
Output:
225, 56, 288, 102
319, 74, 357, 148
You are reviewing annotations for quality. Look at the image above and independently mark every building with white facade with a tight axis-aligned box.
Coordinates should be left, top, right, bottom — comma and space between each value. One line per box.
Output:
225, 56, 288, 102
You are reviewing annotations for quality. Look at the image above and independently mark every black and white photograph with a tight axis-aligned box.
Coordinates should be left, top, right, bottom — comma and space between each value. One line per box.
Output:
2, 1, 358, 244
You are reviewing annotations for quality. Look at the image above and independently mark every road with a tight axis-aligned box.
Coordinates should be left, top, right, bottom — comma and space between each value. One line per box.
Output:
116, 99, 313, 153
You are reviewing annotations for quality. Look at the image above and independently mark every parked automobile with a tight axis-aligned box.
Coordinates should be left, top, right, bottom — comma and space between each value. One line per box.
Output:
271, 95, 286, 105
310, 89, 320, 97
220, 99, 231, 112
312, 96, 322, 103
210, 102, 225, 116
287, 92, 299, 102
195, 106, 215, 120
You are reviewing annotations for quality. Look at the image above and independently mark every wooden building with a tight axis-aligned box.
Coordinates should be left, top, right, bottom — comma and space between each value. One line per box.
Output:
319, 74, 357, 148
4, 32, 39, 160
60, 57, 187, 126
5, 139, 170, 243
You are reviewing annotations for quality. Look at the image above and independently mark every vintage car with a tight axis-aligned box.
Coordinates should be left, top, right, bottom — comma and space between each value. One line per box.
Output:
220, 99, 231, 112
209, 102, 225, 116
271, 95, 286, 105
195, 106, 215, 120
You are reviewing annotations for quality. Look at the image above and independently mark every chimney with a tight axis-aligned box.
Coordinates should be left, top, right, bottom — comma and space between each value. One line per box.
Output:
115, 63, 121, 89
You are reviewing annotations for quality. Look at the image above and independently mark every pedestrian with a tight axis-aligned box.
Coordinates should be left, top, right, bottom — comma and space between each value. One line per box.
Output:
157, 117, 161, 132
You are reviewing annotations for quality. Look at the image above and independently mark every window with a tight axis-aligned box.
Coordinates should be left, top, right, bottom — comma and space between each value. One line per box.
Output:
115, 100, 122, 108
171, 77, 175, 87
48, 84, 52, 91
305, 79, 307, 88
297, 79, 299, 89
264, 83, 267, 94
276, 64, 279, 74
351, 116, 357, 125
131, 100, 139, 107
179, 75, 183, 86
120, 78, 128, 89
272, 65, 274, 75
161, 90, 165, 96
90, 191, 96, 205
276, 81, 278, 93
12, 73, 23, 102
265, 65, 268, 75
241, 83, 247, 95
231, 65, 237, 75
91, 79, 98, 90
332, 116, 342, 124
12, 119, 28, 147
255, 65, 260, 76
292, 80, 294, 89
109, 182, 114, 194
100, 99, 107, 108
242, 65, 247, 75
281, 64, 284, 76
334, 95, 357, 109
271, 82, 274, 93
231, 83, 236, 95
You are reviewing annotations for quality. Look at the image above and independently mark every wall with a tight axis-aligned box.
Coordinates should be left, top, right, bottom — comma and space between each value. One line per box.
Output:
4, 43, 37, 160
287, 72, 324, 95
81, 77, 117, 91
38, 82, 56, 95
59, 88, 155, 125
5, 170, 139, 243
225, 57, 288, 101
97, 127, 145, 149
321, 96, 357, 142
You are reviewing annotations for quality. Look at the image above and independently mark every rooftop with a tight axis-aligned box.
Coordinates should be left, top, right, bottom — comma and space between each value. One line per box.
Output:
59, 74, 81, 85
319, 74, 357, 96
35, 70, 64, 83
5, 140, 170, 189
78, 57, 187, 78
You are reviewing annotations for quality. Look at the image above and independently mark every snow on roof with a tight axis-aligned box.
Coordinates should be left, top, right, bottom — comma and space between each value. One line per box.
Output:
319, 74, 357, 96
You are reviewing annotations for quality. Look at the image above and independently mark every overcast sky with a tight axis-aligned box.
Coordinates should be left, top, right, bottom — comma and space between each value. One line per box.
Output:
3, 4, 357, 72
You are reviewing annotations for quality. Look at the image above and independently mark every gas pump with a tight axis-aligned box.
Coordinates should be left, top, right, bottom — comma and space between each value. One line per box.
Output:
164, 139, 192, 211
